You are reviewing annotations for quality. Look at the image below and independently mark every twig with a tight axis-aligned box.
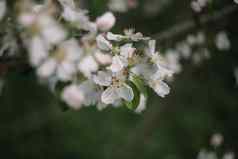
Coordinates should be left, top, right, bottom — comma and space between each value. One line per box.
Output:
153, 5, 238, 42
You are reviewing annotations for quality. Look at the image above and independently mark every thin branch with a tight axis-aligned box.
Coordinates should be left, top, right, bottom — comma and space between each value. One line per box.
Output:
153, 5, 238, 42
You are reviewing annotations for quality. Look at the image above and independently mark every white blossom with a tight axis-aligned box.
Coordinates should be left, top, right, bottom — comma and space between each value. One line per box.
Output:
223, 152, 235, 159
96, 12, 116, 32
164, 49, 182, 75
28, 36, 49, 67
108, 0, 128, 13
176, 42, 192, 59
37, 39, 82, 81
210, 133, 223, 147
78, 55, 99, 78
37, 58, 58, 79
109, 43, 135, 73
215, 31, 231, 51
62, 84, 85, 110
93, 71, 134, 104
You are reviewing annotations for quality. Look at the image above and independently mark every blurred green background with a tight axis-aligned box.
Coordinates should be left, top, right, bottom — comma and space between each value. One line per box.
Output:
0, 0, 238, 159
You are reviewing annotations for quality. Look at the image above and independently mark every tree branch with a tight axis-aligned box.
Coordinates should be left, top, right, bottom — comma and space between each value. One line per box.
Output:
153, 5, 238, 42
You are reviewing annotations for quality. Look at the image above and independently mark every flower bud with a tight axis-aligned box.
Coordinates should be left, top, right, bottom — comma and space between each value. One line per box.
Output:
96, 12, 116, 32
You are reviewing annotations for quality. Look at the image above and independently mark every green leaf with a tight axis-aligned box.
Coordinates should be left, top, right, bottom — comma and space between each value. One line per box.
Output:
125, 81, 140, 110
130, 75, 148, 98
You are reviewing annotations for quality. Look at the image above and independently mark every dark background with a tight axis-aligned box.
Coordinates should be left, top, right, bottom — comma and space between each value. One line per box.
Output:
0, 0, 238, 158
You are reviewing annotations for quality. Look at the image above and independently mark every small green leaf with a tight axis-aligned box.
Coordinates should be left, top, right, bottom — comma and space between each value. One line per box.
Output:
125, 81, 140, 110
130, 75, 148, 98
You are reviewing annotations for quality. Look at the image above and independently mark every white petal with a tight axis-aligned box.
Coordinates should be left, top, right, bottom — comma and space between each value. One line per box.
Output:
215, 31, 231, 51
106, 32, 125, 41
29, 36, 49, 66
61, 84, 85, 110
149, 80, 170, 97
94, 51, 112, 65
96, 35, 112, 51
120, 43, 135, 58
93, 71, 112, 86
39, 16, 66, 45
57, 62, 76, 81
117, 84, 134, 102
101, 87, 119, 104
62, 39, 82, 61
78, 55, 99, 78
109, 55, 128, 73
135, 94, 147, 113
37, 58, 57, 79
148, 40, 156, 55
96, 12, 116, 31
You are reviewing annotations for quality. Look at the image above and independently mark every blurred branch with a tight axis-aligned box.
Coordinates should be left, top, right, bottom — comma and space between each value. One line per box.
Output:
153, 5, 238, 42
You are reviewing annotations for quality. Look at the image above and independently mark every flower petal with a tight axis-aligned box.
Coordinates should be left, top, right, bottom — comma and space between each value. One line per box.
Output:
109, 55, 128, 73
93, 71, 112, 86
96, 35, 112, 51
101, 87, 119, 104
149, 80, 170, 98
106, 32, 125, 41
120, 43, 135, 58
117, 84, 134, 102
37, 58, 57, 79
61, 84, 85, 110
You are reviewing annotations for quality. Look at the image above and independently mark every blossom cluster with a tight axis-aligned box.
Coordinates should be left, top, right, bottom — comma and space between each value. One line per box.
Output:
197, 133, 235, 159
16, 0, 172, 113
163, 30, 231, 71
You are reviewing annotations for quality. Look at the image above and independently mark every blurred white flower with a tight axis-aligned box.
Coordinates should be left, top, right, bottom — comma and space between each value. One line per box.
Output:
210, 133, 224, 147
197, 150, 218, 159
62, 84, 85, 110
235, 0, 238, 4
176, 42, 192, 59
96, 12, 116, 32
165, 49, 182, 75
215, 31, 231, 51
39, 15, 66, 45
37, 39, 82, 81
28, 36, 49, 67
0, 0, 6, 21
108, 0, 138, 12
223, 152, 235, 159
37, 58, 58, 79
78, 55, 99, 78
191, 0, 211, 12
